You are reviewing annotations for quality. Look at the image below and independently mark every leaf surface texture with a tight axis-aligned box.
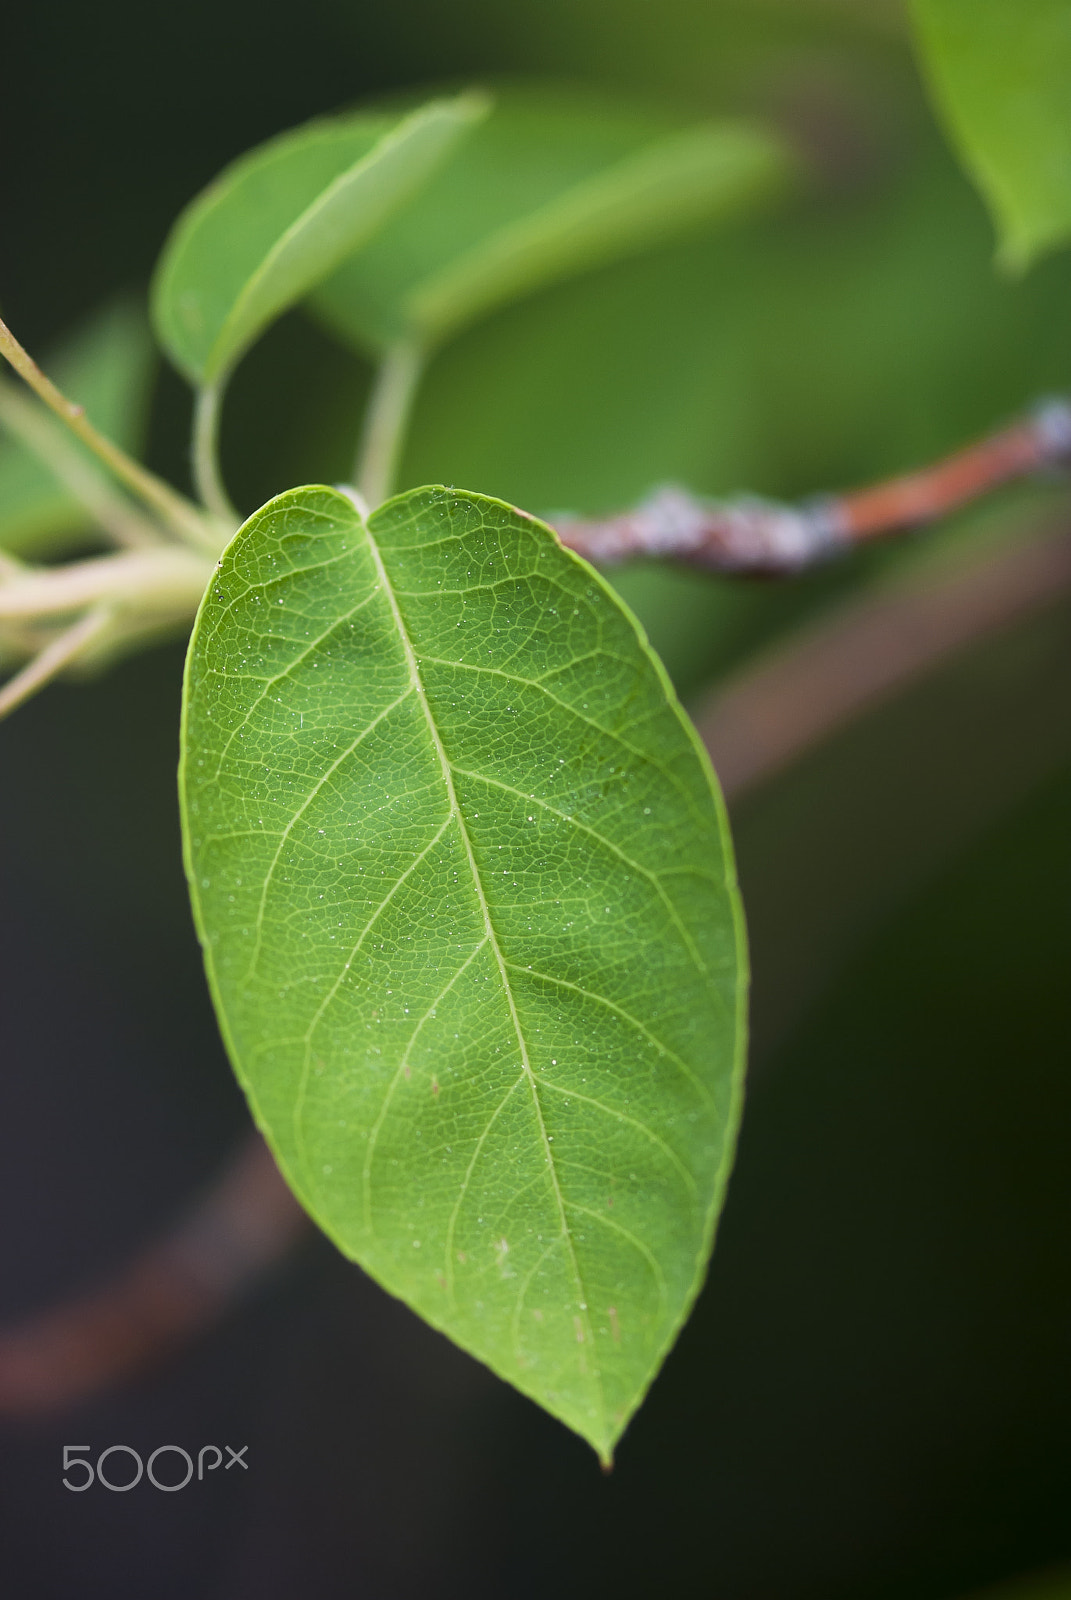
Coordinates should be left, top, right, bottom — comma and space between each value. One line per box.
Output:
180, 484, 747, 1458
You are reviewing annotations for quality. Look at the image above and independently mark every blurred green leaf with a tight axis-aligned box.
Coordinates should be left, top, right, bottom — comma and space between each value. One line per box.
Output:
180, 483, 747, 1462
152, 95, 488, 385
308, 87, 790, 353
0, 301, 154, 557
910, 0, 1071, 269
383, 136, 1071, 694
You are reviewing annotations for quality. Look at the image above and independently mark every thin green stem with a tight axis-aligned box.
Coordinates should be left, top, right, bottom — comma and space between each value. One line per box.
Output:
0, 604, 113, 721
0, 314, 218, 550
353, 341, 425, 508
0, 379, 166, 549
193, 380, 239, 524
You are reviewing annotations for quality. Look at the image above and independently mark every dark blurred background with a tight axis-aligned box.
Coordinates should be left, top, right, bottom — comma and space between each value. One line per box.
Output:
1, 2, 1070, 1595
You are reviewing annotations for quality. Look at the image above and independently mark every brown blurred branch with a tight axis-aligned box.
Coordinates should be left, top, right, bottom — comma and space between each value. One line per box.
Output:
0, 1133, 308, 1416
694, 511, 1071, 800
552, 400, 1071, 573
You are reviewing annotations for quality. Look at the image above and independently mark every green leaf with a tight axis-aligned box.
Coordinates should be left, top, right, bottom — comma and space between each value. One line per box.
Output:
151, 94, 488, 386
180, 483, 747, 1460
308, 88, 790, 352
0, 301, 154, 556
910, 0, 1071, 269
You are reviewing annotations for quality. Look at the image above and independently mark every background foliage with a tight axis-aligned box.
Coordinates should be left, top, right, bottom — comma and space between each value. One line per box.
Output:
1, 1, 1069, 1596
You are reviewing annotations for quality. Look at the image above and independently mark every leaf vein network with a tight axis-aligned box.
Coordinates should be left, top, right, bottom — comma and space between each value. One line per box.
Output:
206, 582, 385, 779
362, 936, 490, 1231
291, 811, 454, 1180
501, 961, 715, 1110
564, 1201, 670, 1312
538, 1079, 699, 1203
363, 513, 608, 1430
454, 764, 708, 977
418, 654, 688, 789
243, 683, 415, 980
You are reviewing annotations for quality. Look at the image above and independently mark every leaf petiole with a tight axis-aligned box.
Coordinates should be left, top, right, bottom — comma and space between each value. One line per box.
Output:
192, 379, 240, 524
353, 339, 425, 507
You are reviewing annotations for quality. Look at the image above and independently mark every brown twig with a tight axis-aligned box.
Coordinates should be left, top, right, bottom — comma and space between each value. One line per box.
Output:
694, 512, 1071, 799
0, 1133, 308, 1416
552, 400, 1071, 573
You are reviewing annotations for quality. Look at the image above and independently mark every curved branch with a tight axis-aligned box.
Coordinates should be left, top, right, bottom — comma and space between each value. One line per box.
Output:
552, 400, 1071, 573
693, 511, 1071, 799
0, 1133, 307, 1416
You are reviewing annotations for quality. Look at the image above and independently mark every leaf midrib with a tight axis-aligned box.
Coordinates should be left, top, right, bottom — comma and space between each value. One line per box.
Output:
362, 511, 607, 1433
402, 122, 770, 342
207, 107, 431, 381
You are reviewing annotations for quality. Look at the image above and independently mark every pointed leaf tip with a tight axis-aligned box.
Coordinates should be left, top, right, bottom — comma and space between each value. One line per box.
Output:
910, 0, 1071, 270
